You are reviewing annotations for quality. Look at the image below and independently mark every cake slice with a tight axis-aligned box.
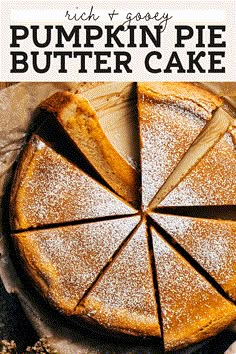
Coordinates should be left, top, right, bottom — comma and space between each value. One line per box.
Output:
151, 213, 236, 301
39, 91, 140, 204
10, 135, 136, 230
12, 216, 140, 315
138, 82, 222, 208
150, 226, 236, 351
76, 222, 161, 337
159, 130, 236, 206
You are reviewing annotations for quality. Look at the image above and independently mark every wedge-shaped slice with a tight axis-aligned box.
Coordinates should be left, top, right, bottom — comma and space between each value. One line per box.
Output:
138, 82, 222, 208
151, 213, 236, 301
39, 91, 139, 204
12, 216, 140, 315
150, 226, 236, 351
160, 131, 236, 206
10, 135, 136, 230
76, 222, 160, 337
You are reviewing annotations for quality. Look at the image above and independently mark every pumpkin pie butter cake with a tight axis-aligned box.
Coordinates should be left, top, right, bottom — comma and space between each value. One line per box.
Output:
9, 83, 236, 351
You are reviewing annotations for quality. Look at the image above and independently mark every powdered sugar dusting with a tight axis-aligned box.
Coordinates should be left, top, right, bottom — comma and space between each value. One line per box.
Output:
160, 133, 236, 206
139, 100, 205, 208
152, 214, 236, 292
16, 216, 140, 311
32, 137, 46, 150
81, 222, 160, 334
151, 227, 235, 343
18, 139, 135, 228
151, 213, 193, 235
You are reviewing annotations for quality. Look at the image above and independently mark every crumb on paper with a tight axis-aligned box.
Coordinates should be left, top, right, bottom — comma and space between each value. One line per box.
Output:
0, 338, 58, 354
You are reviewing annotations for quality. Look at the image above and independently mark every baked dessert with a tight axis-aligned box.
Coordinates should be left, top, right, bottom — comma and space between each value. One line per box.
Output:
39, 91, 139, 205
10, 135, 135, 230
151, 213, 236, 301
150, 226, 236, 351
76, 222, 160, 337
12, 216, 140, 315
9, 82, 236, 352
159, 130, 236, 206
137, 82, 222, 208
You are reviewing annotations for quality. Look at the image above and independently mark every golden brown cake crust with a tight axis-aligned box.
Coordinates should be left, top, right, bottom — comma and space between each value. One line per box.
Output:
39, 91, 140, 205
39, 90, 73, 114
138, 82, 223, 117
10, 136, 43, 230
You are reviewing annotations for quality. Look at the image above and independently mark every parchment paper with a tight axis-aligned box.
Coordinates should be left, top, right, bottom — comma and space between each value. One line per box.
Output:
0, 82, 235, 354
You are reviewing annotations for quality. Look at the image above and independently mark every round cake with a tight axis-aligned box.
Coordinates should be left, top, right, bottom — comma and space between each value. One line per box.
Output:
9, 82, 236, 351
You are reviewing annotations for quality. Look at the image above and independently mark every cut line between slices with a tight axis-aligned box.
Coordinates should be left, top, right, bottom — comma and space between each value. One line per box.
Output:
148, 213, 236, 306
149, 223, 236, 351
149, 106, 234, 210
11, 213, 141, 234
152, 205, 236, 221
74, 217, 164, 339
73, 218, 144, 313
39, 90, 140, 206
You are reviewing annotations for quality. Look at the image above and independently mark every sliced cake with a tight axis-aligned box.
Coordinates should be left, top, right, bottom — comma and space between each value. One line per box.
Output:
10, 135, 136, 230
76, 222, 160, 337
151, 213, 236, 300
138, 82, 222, 208
159, 130, 236, 206
39, 91, 140, 204
12, 216, 140, 315
150, 226, 236, 351
8, 83, 236, 352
